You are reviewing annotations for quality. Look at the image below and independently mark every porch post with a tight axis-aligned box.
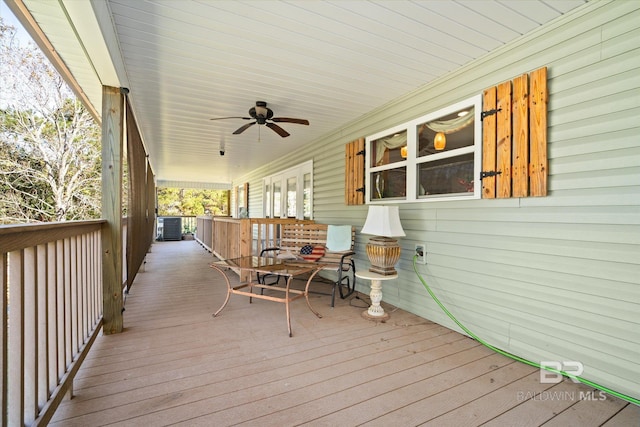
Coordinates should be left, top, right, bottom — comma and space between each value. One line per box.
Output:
101, 86, 124, 334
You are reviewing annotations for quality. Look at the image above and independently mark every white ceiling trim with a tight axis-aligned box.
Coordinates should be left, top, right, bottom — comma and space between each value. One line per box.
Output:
60, 0, 120, 88
156, 180, 232, 190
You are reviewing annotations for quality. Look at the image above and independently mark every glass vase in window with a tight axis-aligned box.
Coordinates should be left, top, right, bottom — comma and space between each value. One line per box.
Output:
371, 167, 407, 200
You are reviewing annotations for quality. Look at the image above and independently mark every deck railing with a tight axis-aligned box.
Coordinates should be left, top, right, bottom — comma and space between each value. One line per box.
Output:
195, 217, 314, 280
195, 216, 314, 260
0, 220, 106, 426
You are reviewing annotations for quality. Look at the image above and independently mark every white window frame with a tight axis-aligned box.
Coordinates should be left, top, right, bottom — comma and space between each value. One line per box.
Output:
263, 160, 313, 219
365, 94, 482, 203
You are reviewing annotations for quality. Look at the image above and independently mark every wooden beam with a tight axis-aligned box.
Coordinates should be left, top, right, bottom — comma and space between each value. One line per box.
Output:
0, 253, 7, 427
101, 86, 124, 335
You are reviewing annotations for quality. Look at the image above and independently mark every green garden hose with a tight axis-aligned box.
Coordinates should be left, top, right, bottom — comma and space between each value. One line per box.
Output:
412, 255, 640, 406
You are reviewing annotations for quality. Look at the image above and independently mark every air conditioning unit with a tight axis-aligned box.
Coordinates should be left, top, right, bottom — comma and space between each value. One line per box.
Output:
157, 217, 182, 241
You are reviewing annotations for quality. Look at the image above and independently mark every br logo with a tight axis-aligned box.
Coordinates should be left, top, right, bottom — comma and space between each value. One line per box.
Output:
540, 361, 584, 383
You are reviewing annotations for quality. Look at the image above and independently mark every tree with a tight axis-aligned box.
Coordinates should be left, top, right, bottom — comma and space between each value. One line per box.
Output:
157, 187, 229, 217
0, 18, 101, 224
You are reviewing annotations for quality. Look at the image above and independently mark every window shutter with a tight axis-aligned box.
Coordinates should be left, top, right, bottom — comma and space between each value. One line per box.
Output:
482, 66, 548, 198
529, 67, 548, 197
345, 137, 365, 205
482, 86, 497, 199
497, 80, 513, 198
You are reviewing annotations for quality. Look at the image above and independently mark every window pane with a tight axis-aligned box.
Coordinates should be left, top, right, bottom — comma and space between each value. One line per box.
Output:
303, 173, 311, 219
286, 177, 297, 218
273, 181, 281, 217
264, 182, 271, 218
371, 167, 406, 200
237, 186, 244, 208
417, 108, 474, 157
418, 153, 474, 196
371, 130, 407, 166
237, 185, 246, 217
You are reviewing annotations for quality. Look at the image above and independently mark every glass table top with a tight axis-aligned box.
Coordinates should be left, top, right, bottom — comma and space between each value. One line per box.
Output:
212, 256, 325, 276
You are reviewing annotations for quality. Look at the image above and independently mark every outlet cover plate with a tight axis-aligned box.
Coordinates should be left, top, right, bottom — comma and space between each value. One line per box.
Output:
415, 243, 427, 264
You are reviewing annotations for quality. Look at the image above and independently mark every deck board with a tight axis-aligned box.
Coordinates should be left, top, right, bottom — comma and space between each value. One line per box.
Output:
50, 241, 636, 426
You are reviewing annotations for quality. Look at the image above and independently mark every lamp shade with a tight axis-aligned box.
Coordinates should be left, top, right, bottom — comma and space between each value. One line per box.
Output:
434, 132, 446, 150
361, 206, 405, 238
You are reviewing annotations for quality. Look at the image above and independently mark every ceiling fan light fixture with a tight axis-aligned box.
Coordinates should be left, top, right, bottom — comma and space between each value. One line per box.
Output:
255, 106, 268, 118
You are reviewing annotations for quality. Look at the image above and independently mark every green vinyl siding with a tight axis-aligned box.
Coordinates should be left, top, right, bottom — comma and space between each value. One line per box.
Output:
234, 0, 640, 401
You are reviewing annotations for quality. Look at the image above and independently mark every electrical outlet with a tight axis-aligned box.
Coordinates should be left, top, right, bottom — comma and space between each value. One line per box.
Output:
415, 243, 427, 264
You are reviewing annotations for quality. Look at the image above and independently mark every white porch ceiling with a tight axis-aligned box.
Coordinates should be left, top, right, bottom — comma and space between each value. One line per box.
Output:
14, 0, 587, 187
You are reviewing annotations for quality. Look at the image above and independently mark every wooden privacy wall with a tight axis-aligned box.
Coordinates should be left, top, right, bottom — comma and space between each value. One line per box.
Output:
147, 164, 156, 241
126, 100, 155, 291
345, 137, 365, 205
482, 66, 548, 198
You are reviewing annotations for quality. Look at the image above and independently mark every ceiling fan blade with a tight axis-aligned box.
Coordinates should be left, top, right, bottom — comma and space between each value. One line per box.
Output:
233, 122, 256, 134
266, 122, 290, 137
271, 117, 309, 125
210, 116, 251, 121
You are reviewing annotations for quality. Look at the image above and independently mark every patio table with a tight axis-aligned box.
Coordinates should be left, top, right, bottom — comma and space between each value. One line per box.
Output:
210, 256, 325, 337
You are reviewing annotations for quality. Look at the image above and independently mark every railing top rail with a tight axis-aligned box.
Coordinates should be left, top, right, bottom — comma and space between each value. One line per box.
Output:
211, 217, 314, 225
0, 219, 105, 253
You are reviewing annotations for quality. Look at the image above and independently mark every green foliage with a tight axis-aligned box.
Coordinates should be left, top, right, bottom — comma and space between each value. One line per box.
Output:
157, 188, 228, 217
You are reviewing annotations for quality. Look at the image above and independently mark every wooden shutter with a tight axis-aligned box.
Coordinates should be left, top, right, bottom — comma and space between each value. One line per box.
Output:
529, 67, 548, 196
345, 137, 365, 205
482, 66, 548, 198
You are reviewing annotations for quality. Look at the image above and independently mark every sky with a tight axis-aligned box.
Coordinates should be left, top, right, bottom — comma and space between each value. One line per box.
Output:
1, 1, 34, 44
1, 1, 45, 109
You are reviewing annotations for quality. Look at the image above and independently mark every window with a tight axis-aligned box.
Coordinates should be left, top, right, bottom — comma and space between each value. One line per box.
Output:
272, 181, 281, 217
303, 173, 312, 219
236, 182, 248, 217
286, 177, 297, 218
263, 160, 313, 219
365, 95, 481, 203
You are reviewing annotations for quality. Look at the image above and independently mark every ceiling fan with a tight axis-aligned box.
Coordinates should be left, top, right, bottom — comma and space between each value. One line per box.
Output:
210, 101, 309, 138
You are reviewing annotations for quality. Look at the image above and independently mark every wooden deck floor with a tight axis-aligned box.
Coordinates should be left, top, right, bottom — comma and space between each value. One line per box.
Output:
50, 241, 638, 426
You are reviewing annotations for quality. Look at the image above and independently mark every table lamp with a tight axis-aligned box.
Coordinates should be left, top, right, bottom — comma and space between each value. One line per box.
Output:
361, 205, 405, 275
